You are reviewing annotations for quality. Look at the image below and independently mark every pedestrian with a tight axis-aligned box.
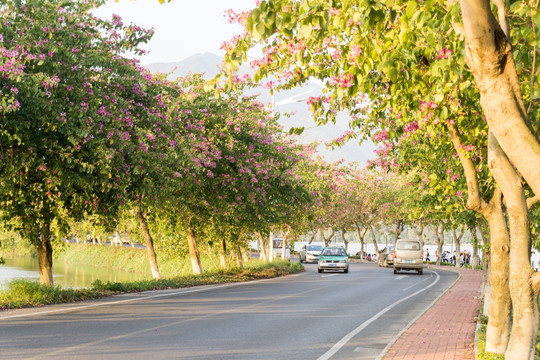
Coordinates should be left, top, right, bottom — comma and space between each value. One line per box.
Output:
425, 249, 430, 262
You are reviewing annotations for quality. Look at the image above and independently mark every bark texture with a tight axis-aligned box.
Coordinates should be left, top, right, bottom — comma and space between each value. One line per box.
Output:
460, 0, 540, 203
36, 231, 54, 286
136, 208, 161, 280
448, 124, 511, 352
489, 132, 538, 359
186, 226, 202, 274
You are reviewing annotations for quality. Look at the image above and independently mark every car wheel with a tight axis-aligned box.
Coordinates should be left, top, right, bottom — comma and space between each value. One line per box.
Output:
393, 268, 398, 274
318, 268, 323, 273
344, 268, 349, 274
418, 269, 423, 275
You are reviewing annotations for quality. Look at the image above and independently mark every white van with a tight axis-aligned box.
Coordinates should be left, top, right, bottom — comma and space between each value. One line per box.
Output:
393, 239, 423, 275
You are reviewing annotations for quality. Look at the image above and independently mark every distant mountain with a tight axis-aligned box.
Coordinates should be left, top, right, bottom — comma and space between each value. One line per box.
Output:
144, 52, 224, 80
144, 53, 375, 165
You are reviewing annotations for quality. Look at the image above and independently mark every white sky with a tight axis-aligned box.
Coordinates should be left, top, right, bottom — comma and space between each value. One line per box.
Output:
93, 0, 256, 65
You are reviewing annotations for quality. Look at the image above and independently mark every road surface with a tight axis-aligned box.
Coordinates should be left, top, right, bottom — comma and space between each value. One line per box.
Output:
0, 262, 458, 360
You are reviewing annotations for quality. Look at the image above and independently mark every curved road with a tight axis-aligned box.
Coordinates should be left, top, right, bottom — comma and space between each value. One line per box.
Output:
0, 263, 458, 360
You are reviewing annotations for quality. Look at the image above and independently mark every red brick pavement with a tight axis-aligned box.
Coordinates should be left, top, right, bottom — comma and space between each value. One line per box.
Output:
383, 266, 483, 360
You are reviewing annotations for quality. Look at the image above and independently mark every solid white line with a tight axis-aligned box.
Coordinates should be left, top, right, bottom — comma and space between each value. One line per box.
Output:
321, 274, 339, 278
317, 270, 441, 360
395, 275, 407, 280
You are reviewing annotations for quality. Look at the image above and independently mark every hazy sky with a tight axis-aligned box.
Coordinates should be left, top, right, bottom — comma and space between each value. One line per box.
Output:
93, 0, 256, 65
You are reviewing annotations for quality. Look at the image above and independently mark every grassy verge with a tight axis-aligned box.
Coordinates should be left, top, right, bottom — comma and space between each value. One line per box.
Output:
0, 260, 303, 310
54, 243, 226, 277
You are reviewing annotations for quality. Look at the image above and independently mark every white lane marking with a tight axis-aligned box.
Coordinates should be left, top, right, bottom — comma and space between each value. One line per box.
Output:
321, 274, 339, 278
402, 272, 434, 291
395, 275, 407, 280
317, 270, 441, 360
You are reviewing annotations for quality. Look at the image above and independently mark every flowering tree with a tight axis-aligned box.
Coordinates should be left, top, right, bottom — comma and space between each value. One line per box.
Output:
223, 1, 540, 356
0, 0, 153, 285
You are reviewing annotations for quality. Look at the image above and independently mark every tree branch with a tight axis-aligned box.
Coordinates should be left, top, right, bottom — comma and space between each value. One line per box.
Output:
448, 124, 489, 213
527, 195, 540, 210
492, 0, 510, 40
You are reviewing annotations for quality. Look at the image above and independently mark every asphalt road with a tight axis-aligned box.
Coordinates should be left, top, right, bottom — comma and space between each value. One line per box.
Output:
0, 262, 458, 360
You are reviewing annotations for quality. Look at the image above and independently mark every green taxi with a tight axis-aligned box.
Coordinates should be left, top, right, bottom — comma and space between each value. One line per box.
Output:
318, 246, 349, 273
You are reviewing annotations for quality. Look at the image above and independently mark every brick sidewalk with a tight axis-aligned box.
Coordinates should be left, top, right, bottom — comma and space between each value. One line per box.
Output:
383, 266, 483, 360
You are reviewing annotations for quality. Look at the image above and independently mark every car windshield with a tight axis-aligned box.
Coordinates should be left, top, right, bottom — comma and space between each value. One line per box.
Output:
397, 241, 421, 250
307, 245, 323, 251
322, 248, 346, 256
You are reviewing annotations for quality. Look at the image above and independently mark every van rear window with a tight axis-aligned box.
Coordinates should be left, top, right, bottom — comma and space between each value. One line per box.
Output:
397, 241, 420, 250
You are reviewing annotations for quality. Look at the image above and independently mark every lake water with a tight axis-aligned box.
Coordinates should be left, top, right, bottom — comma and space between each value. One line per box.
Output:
0, 256, 152, 291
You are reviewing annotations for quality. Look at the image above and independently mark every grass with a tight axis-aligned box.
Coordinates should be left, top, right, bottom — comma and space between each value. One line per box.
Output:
0, 259, 303, 310
54, 243, 226, 277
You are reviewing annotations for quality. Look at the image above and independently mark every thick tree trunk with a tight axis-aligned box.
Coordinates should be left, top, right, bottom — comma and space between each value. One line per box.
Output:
219, 238, 228, 269
186, 226, 202, 275
136, 208, 161, 280
460, 0, 540, 201
489, 132, 538, 360
36, 230, 54, 286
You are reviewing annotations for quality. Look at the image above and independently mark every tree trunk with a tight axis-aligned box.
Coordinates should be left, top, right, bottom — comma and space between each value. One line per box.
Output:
342, 228, 349, 253
471, 226, 479, 269
369, 225, 379, 254
434, 223, 444, 266
416, 220, 425, 247
448, 124, 511, 353
282, 227, 291, 260
320, 228, 334, 247
257, 232, 268, 262
219, 237, 228, 269
236, 245, 244, 268
460, 0, 540, 202
393, 220, 403, 246
451, 224, 464, 268
186, 226, 202, 275
355, 225, 368, 262
35, 227, 54, 286
135, 208, 161, 280
307, 230, 316, 244
488, 131, 538, 360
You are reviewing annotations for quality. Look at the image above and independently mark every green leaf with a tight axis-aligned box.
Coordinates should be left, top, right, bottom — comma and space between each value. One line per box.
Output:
298, 23, 312, 39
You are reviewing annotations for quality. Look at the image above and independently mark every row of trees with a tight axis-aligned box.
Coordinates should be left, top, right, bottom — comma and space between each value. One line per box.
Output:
0, 0, 319, 284
223, 0, 540, 358
0, 0, 426, 290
